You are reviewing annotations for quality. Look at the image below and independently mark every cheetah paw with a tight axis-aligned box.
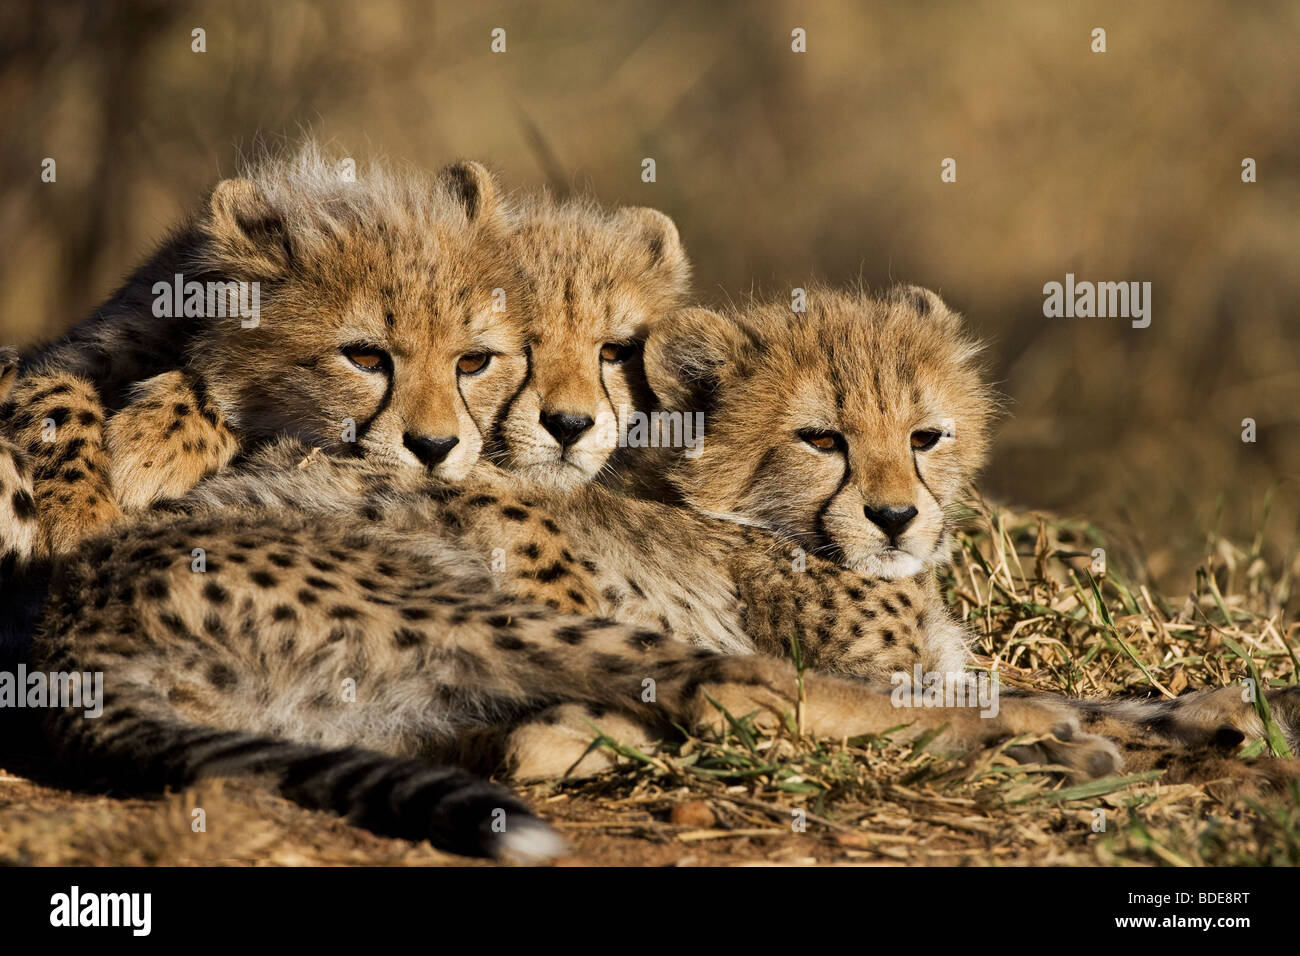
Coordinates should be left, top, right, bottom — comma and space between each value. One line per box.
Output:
1000, 718, 1123, 780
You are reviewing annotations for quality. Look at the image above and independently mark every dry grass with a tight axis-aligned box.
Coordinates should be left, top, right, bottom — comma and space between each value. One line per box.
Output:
950, 492, 1299, 703
506, 497, 1300, 867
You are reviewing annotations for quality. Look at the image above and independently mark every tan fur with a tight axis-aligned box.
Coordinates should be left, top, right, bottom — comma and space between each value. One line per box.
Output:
0, 146, 528, 557
503, 703, 658, 780
491, 196, 690, 488
0, 348, 17, 405
165, 438, 1300, 786
105, 372, 240, 511
21, 274, 1300, 855
143, 280, 1300, 785
190, 150, 526, 473
0, 162, 695, 563
2, 372, 124, 557
12, 202, 1293, 856
174, 438, 969, 673
641, 285, 996, 579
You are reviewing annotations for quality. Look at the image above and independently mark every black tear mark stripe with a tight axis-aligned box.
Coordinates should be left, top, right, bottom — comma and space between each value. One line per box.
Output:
489, 344, 534, 452
811, 455, 852, 565
354, 356, 396, 445
455, 360, 486, 447
910, 450, 940, 517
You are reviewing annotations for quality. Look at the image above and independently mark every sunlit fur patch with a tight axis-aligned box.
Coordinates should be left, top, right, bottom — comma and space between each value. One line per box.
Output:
489, 195, 690, 489
645, 284, 998, 579
182, 144, 528, 481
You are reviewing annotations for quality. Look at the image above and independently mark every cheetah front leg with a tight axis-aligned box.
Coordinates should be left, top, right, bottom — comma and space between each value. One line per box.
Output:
0, 349, 38, 570
502, 645, 1120, 782
498, 636, 1121, 782
505, 703, 661, 781
103, 370, 239, 511
664, 655, 1122, 780
1, 368, 122, 557
1, 368, 236, 557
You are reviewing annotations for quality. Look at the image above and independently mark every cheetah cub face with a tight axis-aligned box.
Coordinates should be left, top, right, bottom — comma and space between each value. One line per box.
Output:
491, 199, 690, 489
189, 154, 527, 480
645, 285, 996, 579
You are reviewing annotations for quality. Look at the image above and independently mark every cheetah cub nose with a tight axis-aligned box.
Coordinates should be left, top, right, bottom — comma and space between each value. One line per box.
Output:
540, 410, 594, 449
403, 432, 460, 468
864, 504, 919, 542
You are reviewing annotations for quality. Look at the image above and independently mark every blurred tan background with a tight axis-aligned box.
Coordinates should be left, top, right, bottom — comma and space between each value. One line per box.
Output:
1, 0, 1296, 584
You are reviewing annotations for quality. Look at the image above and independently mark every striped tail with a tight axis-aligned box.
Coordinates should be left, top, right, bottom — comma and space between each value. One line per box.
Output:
59, 711, 565, 863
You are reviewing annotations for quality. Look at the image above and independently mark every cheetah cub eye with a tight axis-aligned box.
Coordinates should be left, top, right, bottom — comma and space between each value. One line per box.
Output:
797, 428, 845, 453
343, 344, 388, 373
456, 352, 492, 375
910, 429, 944, 451
599, 341, 638, 364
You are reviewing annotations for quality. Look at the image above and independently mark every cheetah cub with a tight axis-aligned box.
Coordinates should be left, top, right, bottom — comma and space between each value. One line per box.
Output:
0, 146, 526, 559
635, 283, 995, 580
632, 285, 1300, 768
34, 501, 1123, 862
490, 194, 690, 488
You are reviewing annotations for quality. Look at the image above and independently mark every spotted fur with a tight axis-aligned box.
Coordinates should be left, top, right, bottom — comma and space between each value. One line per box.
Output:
144, 284, 1300, 784
0, 145, 527, 560
17, 265, 1296, 859
34, 498, 1121, 860
0, 349, 38, 575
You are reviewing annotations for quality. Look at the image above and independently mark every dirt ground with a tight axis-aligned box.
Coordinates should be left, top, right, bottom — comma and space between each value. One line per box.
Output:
3, 732, 1296, 867
0, 763, 1181, 868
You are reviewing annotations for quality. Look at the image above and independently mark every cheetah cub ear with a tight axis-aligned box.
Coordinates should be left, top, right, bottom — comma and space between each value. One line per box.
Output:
615, 206, 691, 291
889, 284, 965, 332
643, 306, 757, 413
204, 177, 291, 278
435, 160, 506, 230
